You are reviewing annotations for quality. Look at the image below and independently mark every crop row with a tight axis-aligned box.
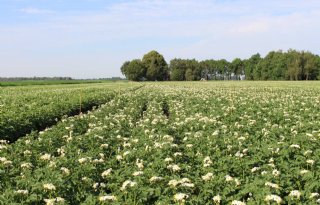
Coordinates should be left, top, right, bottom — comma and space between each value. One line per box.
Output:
0, 83, 133, 142
1, 83, 320, 204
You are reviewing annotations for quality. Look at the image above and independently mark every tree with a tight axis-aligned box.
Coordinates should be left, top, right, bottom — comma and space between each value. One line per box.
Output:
169, 59, 187, 81
303, 52, 318, 80
123, 59, 146, 81
271, 51, 287, 80
120, 49, 320, 81
199, 61, 210, 80
231, 58, 244, 80
256, 50, 287, 80
216, 59, 230, 80
259, 51, 275, 80
184, 59, 200, 81
201, 60, 219, 80
244, 53, 261, 80
120, 61, 130, 76
185, 68, 194, 81
286, 50, 303, 80
142, 51, 168, 81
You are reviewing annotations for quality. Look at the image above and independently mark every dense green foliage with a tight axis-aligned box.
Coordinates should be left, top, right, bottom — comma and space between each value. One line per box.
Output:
121, 50, 320, 81
170, 59, 202, 81
1, 82, 320, 204
143, 51, 169, 81
121, 60, 146, 81
0, 83, 132, 142
121, 51, 169, 81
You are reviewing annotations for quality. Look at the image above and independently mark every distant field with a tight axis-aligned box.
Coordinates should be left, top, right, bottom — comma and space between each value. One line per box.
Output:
1, 81, 320, 204
0, 79, 127, 87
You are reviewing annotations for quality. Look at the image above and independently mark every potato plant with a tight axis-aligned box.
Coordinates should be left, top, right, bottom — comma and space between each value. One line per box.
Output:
0, 83, 133, 142
1, 82, 320, 204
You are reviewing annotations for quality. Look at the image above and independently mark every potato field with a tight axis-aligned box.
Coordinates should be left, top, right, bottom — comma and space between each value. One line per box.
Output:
1, 82, 320, 204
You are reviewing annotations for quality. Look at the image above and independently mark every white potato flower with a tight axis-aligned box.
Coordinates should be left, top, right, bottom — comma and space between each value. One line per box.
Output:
120, 180, 137, 191
213, 195, 221, 204
307, 159, 315, 165
123, 151, 130, 156
0, 157, 7, 162
101, 168, 112, 178
265, 182, 280, 189
300, 169, 309, 175
40, 154, 51, 161
173, 193, 189, 202
78, 158, 88, 164
231, 200, 246, 205
14, 190, 29, 195
310, 193, 319, 199
168, 179, 179, 187
149, 176, 163, 183
167, 164, 181, 172
265, 194, 282, 204
180, 182, 194, 188
234, 178, 241, 186
23, 150, 32, 155
203, 156, 212, 167
100, 144, 109, 148
290, 144, 300, 149
44, 197, 65, 205
136, 159, 144, 170
202, 173, 214, 181
304, 150, 313, 155
289, 190, 301, 199
272, 169, 280, 177
44, 199, 55, 205
132, 171, 143, 176
164, 157, 173, 162
43, 183, 56, 191
174, 152, 183, 157
251, 167, 260, 173
60, 167, 70, 176
21, 162, 33, 169
225, 175, 234, 182
99, 195, 117, 201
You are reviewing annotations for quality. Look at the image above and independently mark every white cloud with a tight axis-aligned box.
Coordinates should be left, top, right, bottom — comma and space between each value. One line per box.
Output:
19, 7, 54, 14
229, 20, 269, 35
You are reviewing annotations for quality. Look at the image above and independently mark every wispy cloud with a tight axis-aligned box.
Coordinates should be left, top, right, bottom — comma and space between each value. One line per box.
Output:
1, 0, 320, 78
19, 7, 54, 14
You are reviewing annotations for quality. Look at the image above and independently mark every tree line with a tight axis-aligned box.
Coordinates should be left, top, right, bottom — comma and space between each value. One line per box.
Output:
121, 49, 320, 81
0, 77, 73, 82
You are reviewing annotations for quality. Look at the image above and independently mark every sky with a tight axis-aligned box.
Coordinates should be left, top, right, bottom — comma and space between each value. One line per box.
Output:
1, 0, 320, 79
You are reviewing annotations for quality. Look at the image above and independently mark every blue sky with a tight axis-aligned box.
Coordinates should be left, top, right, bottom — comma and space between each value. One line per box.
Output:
1, 0, 320, 78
